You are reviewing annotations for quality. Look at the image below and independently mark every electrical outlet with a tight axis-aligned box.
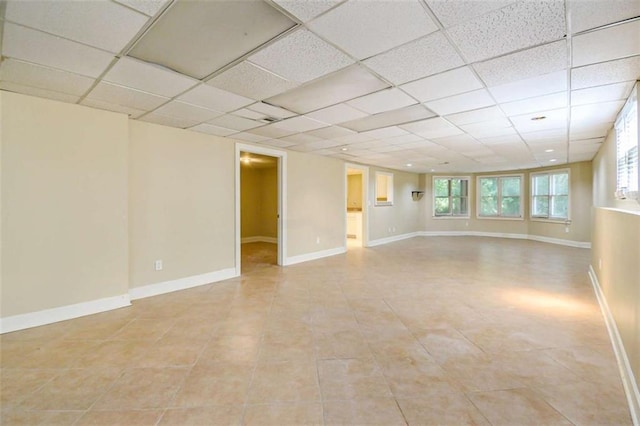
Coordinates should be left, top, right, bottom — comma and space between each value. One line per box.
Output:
465, 221, 469, 227
565, 226, 569, 233
155, 260, 163, 271
316, 236, 320, 244
599, 258, 602, 270
392, 227, 396, 232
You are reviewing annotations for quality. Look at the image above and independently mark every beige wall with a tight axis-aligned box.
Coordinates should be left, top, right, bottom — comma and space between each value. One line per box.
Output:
419, 161, 593, 243
240, 164, 277, 239
347, 174, 363, 210
1, 92, 129, 317
592, 127, 640, 394
128, 121, 235, 289
287, 150, 345, 256
368, 167, 421, 241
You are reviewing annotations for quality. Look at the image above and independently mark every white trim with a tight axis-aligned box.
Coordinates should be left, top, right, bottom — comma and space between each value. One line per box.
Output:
345, 163, 370, 248
476, 173, 525, 219
129, 268, 238, 300
374, 171, 394, 206
1, 294, 131, 334
432, 175, 471, 218
235, 144, 287, 275
418, 231, 590, 248
368, 232, 420, 247
589, 265, 640, 426
530, 168, 571, 221
241, 236, 278, 244
284, 246, 346, 266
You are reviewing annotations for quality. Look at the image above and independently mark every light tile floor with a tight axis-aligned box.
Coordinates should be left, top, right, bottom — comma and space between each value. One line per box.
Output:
0, 237, 632, 425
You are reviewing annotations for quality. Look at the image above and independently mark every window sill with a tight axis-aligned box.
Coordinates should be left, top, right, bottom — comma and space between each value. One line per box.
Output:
476, 216, 524, 221
375, 202, 393, 207
530, 218, 570, 224
432, 216, 470, 220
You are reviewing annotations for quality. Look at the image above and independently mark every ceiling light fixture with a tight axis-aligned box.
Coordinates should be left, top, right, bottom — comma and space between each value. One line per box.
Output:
341, 147, 348, 151
531, 116, 547, 121
406, 163, 412, 167
545, 149, 554, 152
549, 159, 557, 162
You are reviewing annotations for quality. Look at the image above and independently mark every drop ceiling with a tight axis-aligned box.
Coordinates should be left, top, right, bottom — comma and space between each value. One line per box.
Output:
1, 0, 639, 173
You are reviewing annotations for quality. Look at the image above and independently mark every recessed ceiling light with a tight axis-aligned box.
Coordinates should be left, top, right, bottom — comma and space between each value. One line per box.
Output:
430, 169, 435, 172
549, 158, 557, 162
545, 149, 554, 152
406, 163, 412, 167
341, 147, 348, 151
531, 116, 547, 121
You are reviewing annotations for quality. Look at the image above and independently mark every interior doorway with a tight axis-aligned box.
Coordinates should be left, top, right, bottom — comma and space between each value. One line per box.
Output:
235, 144, 287, 275
345, 163, 369, 249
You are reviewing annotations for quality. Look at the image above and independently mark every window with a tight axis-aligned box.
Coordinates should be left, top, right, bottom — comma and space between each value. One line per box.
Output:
433, 177, 469, 217
615, 82, 638, 200
375, 172, 393, 206
478, 175, 523, 219
531, 170, 569, 221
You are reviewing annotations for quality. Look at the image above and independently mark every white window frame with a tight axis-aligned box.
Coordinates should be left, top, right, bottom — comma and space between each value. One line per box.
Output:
476, 174, 524, 220
614, 82, 638, 202
530, 169, 571, 222
432, 176, 470, 219
375, 171, 394, 206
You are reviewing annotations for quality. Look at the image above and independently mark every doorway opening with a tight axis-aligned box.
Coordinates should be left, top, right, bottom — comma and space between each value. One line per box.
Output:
235, 144, 286, 275
345, 164, 369, 249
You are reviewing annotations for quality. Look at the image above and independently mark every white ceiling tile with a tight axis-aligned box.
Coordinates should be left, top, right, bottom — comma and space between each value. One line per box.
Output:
306, 126, 355, 139
306, 103, 369, 124
248, 29, 353, 84
384, 134, 425, 144
569, 152, 598, 162
2, 23, 115, 78
473, 41, 567, 87
488, 70, 567, 103
571, 55, 640, 90
571, 81, 635, 106
304, 138, 352, 150
140, 112, 200, 129
511, 108, 567, 133
272, 116, 328, 133
360, 127, 409, 140
113, 0, 170, 17
500, 92, 567, 116
572, 20, 640, 67
347, 88, 417, 115
571, 137, 605, 145
207, 115, 263, 131
81, 98, 146, 118
571, 100, 626, 128
267, 65, 389, 113
363, 32, 464, 85
261, 139, 298, 148
231, 132, 271, 143
478, 134, 524, 145
207, 61, 298, 101
424, 89, 495, 115
280, 133, 323, 144
0, 58, 94, 96
129, 0, 295, 79
153, 100, 223, 123
569, 143, 601, 154
445, 105, 505, 125
400, 116, 460, 136
425, 0, 515, 28
308, 0, 437, 60
520, 128, 567, 143
400, 66, 484, 102
570, 122, 613, 140
433, 134, 483, 149
446, 1, 565, 63
271, 0, 343, 22
178, 84, 253, 112
232, 108, 267, 120
248, 125, 297, 139
340, 105, 434, 132
105, 57, 197, 98
0, 81, 80, 104
87, 82, 169, 110
189, 123, 237, 137
460, 118, 513, 137
4, 0, 148, 53
248, 102, 297, 119
569, 0, 640, 34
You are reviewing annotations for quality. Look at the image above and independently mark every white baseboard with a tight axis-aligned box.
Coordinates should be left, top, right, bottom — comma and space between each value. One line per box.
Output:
0, 294, 131, 334
418, 231, 591, 248
284, 246, 346, 266
588, 265, 640, 425
367, 232, 420, 247
129, 267, 238, 300
241, 236, 278, 244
